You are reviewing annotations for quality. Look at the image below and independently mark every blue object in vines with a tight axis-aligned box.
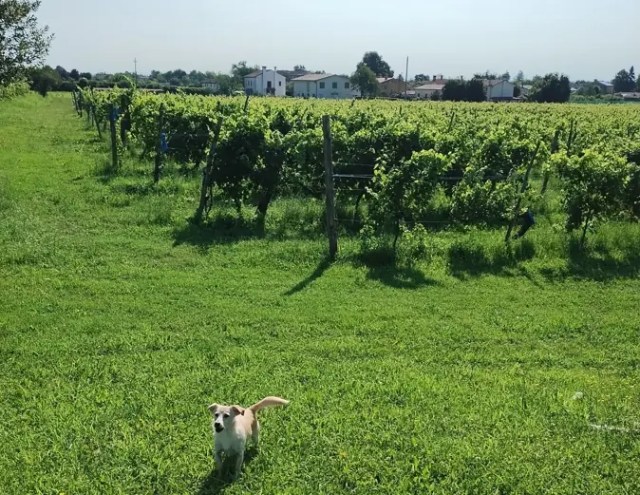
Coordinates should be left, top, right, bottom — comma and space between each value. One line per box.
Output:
514, 209, 535, 239
160, 132, 169, 152
109, 106, 120, 123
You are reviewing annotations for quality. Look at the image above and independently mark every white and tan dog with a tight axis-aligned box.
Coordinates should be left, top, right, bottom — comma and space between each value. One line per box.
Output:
208, 396, 289, 478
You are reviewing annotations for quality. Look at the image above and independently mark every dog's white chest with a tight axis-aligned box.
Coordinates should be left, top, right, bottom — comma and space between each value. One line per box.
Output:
214, 424, 246, 453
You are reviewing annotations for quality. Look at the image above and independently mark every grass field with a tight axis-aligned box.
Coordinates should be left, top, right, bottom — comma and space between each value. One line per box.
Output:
1, 93, 639, 495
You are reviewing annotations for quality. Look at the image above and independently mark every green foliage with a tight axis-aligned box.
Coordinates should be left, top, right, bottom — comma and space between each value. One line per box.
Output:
0, 80, 29, 99
351, 63, 379, 96
0, 0, 53, 86
612, 67, 636, 92
529, 73, 571, 103
555, 150, 630, 242
28, 65, 61, 96
450, 179, 516, 225
368, 149, 451, 233
361, 51, 394, 78
79, 88, 640, 241
442, 79, 466, 101
442, 78, 486, 102
465, 78, 487, 102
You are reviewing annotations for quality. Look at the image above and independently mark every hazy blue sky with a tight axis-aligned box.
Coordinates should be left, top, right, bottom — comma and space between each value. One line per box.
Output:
38, 0, 638, 81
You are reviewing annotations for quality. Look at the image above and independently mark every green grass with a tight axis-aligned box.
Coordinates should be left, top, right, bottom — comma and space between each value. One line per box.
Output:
1, 93, 639, 495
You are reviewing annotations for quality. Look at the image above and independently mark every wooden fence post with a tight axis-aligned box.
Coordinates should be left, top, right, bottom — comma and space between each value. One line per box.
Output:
505, 141, 541, 242
109, 104, 119, 170
193, 117, 224, 224
91, 104, 102, 140
153, 104, 165, 183
322, 115, 338, 260
541, 129, 560, 194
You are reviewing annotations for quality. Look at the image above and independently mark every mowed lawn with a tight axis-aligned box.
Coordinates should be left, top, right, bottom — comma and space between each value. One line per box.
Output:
1, 94, 639, 495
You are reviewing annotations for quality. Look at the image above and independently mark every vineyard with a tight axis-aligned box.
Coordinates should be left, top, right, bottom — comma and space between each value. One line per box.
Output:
2, 94, 640, 494
74, 87, 640, 255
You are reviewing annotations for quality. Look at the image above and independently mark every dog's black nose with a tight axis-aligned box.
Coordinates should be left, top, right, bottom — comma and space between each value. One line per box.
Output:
215, 425, 224, 432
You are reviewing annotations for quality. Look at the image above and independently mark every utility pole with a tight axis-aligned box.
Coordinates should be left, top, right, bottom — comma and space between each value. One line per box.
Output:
405, 56, 409, 97
134, 58, 138, 84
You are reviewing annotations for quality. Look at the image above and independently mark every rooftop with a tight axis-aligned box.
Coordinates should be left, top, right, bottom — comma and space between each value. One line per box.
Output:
291, 73, 334, 82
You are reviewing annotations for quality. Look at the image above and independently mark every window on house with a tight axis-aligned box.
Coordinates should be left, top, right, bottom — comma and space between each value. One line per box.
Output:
345, 82, 350, 89
319, 82, 325, 89
279, 81, 282, 86
332, 82, 338, 89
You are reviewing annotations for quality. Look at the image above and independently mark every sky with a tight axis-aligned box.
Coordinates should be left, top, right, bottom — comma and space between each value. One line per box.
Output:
38, 0, 639, 81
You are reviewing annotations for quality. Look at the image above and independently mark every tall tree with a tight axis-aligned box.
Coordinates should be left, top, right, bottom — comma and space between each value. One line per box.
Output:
0, 0, 53, 86
442, 79, 466, 101
231, 61, 258, 85
613, 68, 636, 92
351, 63, 379, 96
28, 65, 60, 96
529, 73, 571, 102
55, 65, 69, 79
361, 52, 393, 78
466, 78, 487, 101
474, 71, 498, 80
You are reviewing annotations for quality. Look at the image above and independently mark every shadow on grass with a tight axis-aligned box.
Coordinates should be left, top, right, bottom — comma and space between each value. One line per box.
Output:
198, 450, 258, 495
365, 264, 441, 289
284, 256, 333, 296
540, 238, 640, 282
447, 239, 536, 279
353, 247, 441, 289
172, 215, 265, 250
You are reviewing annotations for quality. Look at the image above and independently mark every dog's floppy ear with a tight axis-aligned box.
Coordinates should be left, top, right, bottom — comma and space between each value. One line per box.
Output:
231, 405, 245, 416
208, 404, 218, 415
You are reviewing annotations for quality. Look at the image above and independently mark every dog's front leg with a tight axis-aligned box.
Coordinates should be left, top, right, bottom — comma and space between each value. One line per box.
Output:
233, 450, 245, 479
214, 448, 224, 476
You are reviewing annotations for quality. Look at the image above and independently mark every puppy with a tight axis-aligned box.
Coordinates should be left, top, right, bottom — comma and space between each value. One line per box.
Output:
208, 396, 289, 478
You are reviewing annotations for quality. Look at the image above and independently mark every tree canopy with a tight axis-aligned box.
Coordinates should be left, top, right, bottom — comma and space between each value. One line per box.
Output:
361, 52, 393, 78
613, 67, 636, 92
351, 63, 379, 97
0, 0, 52, 86
528, 73, 571, 102
442, 78, 486, 102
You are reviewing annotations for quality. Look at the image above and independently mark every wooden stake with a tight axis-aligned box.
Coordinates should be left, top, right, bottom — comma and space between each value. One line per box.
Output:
109, 104, 118, 170
322, 115, 338, 260
193, 117, 223, 224
506, 141, 541, 242
153, 104, 165, 183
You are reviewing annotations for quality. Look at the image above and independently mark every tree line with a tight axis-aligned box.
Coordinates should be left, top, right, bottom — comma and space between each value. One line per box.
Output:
1, 3, 638, 103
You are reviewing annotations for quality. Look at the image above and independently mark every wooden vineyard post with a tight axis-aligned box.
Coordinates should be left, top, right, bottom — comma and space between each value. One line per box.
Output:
109, 104, 119, 170
153, 104, 165, 184
322, 115, 338, 260
243, 94, 250, 113
541, 129, 560, 195
505, 141, 541, 243
91, 104, 102, 140
193, 117, 224, 224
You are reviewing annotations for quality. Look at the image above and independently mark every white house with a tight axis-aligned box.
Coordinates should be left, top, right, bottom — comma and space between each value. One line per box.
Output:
202, 80, 220, 92
244, 67, 286, 96
484, 79, 515, 100
414, 75, 448, 99
292, 73, 360, 99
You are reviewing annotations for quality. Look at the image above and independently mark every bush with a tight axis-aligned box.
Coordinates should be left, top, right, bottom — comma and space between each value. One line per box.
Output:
555, 149, 630, 244
0, 81, 30, 99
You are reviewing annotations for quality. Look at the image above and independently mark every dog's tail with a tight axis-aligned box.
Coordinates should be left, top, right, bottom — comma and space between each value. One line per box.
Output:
249, 396, 289, 414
